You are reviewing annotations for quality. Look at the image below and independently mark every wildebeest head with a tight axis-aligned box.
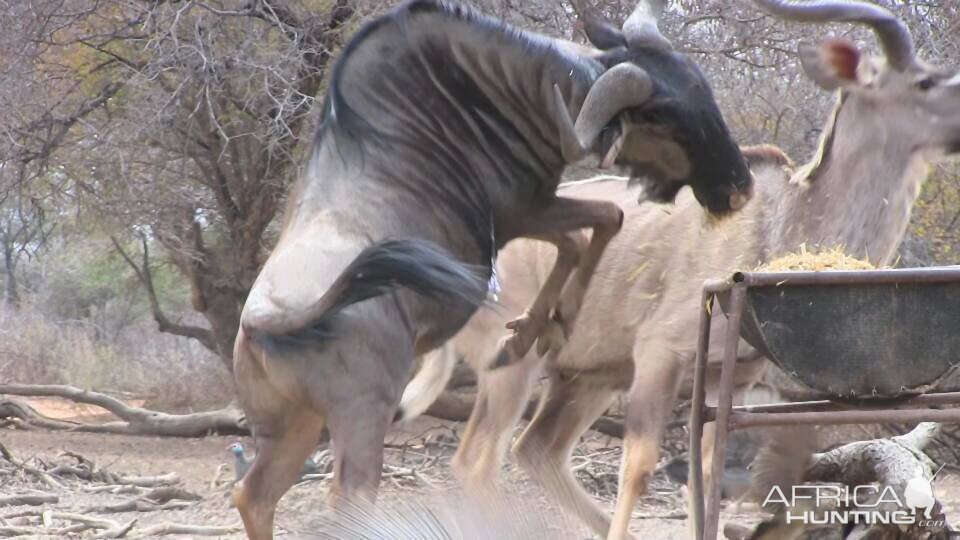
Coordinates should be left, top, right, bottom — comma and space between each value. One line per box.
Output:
554, 1, 753, 216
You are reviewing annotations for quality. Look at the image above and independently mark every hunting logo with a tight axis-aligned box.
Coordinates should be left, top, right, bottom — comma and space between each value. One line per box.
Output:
762, 475, 945, 527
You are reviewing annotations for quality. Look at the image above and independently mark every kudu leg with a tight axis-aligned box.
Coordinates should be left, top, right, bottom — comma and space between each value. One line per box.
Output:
697, 381, 758, 512
608, 340, 685, 540
233, 410, 326, 540
494, 197, 622, 368
494, 231, 586, 367
451, 348, 543, 491
513, 371, 619, 538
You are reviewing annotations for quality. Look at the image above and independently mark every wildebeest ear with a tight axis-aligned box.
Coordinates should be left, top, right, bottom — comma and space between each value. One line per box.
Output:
582, 10, 626, 50
799, 39, 862, 90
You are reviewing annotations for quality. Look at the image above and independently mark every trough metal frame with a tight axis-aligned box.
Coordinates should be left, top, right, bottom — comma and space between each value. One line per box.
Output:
688, 267, 960, 540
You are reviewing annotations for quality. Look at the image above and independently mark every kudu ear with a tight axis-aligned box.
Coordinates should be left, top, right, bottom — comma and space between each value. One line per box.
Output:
581, 11, 627, 51
799, 39, 862, 90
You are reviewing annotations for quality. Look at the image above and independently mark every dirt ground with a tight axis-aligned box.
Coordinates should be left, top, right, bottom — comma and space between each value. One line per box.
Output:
2, 399, 959, 539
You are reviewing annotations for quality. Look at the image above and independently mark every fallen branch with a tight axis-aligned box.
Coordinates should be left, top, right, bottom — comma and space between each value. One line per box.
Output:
81, 485, 141, 495
0, 524, 73, 536
0, 440, 62, 490
0, 400, 83, 432
132, 522, 243, 537
47, 460, 179, 487
113, 473, 180, 488
0, 494, 58, 507
79, 486, 201, 514
82, 499, 191, 514
0, 385, 246, 437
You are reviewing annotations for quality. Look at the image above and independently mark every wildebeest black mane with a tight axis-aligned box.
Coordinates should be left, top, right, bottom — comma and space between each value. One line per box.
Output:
311, 0, 603, 269
317, 0, 580, 142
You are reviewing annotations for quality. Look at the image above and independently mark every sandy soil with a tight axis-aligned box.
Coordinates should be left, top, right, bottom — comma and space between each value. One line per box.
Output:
1, 398, 958, 539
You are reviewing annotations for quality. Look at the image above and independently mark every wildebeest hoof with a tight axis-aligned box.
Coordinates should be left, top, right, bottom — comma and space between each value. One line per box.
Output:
504, 312, 538, 357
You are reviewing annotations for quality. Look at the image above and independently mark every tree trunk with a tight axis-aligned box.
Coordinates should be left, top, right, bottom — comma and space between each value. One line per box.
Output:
2, 246, 19, 310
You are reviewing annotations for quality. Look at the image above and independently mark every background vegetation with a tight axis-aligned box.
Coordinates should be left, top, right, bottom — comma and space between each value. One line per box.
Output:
0, 0, 957, 407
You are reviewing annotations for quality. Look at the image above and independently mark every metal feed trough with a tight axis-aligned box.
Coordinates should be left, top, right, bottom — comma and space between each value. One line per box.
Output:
688, 266, 960, 540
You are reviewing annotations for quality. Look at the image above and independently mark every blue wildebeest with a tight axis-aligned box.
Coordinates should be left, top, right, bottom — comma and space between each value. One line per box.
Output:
231, 0, 753, 537
397, 0, 960, 538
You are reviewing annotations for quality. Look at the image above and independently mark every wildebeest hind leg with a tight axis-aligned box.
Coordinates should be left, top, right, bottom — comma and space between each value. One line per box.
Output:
233, 409, 326, 540
325, 391, 394, 510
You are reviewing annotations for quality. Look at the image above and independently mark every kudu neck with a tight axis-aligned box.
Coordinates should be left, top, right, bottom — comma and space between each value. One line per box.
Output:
772, 93, 927, 265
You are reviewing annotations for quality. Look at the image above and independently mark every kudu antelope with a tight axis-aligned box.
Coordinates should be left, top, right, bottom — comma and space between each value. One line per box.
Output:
397, 1, 960, 537
231, 0, 751, 538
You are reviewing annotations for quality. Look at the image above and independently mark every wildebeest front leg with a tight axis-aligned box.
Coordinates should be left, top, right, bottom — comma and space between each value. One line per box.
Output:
498, 231, 586, 363
546, 213, 622, 351
493, 197, 623, 368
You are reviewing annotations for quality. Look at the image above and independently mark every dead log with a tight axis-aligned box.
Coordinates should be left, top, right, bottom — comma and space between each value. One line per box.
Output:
0, 385, 247, 437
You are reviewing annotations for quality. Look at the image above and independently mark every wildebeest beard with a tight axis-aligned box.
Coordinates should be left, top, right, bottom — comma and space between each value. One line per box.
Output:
627, 166, 684, 204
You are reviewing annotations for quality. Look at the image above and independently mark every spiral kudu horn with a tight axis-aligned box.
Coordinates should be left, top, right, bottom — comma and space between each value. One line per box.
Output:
753, 0, 916, 71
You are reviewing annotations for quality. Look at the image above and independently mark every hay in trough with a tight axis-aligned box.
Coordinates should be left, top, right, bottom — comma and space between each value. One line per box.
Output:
757, 245, 876, 272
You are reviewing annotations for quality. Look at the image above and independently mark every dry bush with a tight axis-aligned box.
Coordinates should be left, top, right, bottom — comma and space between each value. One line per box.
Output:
0, 304, 233, 412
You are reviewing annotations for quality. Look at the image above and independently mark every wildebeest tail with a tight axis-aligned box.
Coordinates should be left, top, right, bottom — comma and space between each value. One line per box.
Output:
255, 238, 488, 346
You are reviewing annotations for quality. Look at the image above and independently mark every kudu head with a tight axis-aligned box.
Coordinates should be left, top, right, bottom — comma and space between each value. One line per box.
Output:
755, 0, 960, 159
554, 0, 753, 216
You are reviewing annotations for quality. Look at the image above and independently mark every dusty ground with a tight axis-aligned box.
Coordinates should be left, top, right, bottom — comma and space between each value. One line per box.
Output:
1, 398, 958, 538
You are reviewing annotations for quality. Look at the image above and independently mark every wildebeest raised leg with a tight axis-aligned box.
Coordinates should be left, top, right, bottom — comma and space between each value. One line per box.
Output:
500, 230, 586, 362
546, 214, 623, 352
496, 197, 622, 367
608, 337, 685, 540
513, 371, 619, 538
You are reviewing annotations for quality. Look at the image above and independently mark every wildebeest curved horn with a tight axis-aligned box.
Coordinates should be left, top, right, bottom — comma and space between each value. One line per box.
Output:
623, 0, 672, 51
753, 0, 915, 71
552, 63, 654, 164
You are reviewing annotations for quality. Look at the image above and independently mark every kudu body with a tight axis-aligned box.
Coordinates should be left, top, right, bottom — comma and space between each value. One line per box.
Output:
398, 1, 960, 537
231, 1, 751, 538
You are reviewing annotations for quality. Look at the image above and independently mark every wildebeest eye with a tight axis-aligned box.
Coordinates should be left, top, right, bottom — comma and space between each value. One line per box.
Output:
916, 77, 937, 91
